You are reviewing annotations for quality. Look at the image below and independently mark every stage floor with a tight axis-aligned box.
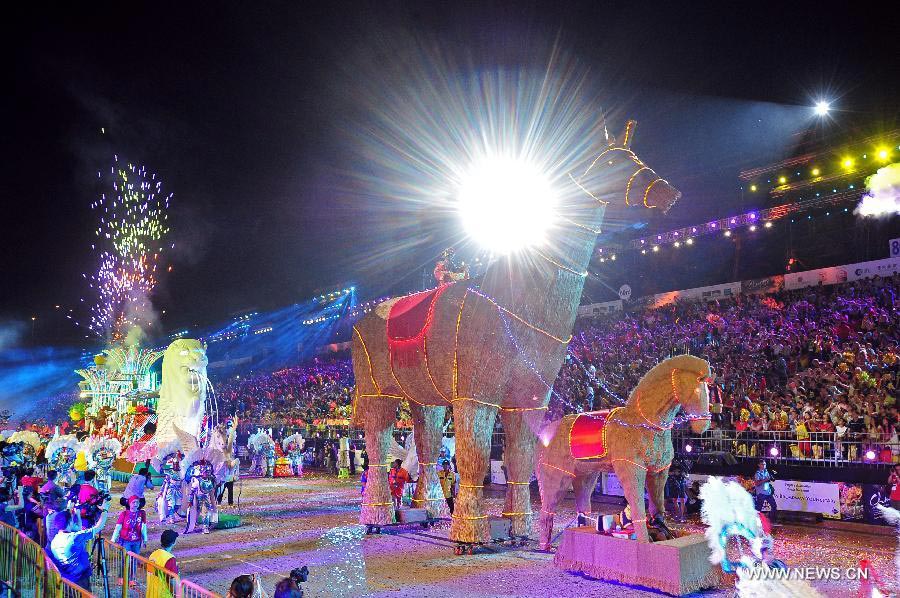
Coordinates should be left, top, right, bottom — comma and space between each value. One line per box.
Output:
102, 475, 899, 597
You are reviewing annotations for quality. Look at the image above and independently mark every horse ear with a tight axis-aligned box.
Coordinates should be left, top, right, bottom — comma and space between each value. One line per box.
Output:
620, 120, 637, 149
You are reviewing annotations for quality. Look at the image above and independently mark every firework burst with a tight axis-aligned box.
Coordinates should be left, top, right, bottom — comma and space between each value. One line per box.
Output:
86, 155, 172, 340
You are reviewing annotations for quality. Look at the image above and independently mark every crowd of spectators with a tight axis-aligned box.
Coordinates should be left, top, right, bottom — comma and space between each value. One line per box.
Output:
558, 275, 900, 460
211, 275, 900, 462
216, 359, 355, 427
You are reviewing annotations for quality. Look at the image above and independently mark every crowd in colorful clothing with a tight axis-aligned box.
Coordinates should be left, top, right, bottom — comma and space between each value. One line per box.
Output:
559, 275, 900, 460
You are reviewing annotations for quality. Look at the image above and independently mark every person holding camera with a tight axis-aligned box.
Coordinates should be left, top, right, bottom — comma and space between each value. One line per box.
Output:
49, 497, 112, 590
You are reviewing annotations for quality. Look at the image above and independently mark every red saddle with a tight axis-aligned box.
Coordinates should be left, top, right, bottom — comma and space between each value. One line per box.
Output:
387, 285, 450, 367
569, 410, 612, 460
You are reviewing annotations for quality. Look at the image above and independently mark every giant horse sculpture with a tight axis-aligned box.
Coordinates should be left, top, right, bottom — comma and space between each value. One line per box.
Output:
536, 355, 711, 548
352, 120, 682, 545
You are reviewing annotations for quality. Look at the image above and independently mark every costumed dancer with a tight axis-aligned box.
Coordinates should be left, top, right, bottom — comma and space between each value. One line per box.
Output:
182, 445, 225, 534
700, 477, 821, 597
248, 430, 275, 478
45, 435, 83, 488
151, 440, 184, 524
247, 430, 270, 477
282, 433, 305, 477
8, 431, 41, 471
83, 436, 122, 493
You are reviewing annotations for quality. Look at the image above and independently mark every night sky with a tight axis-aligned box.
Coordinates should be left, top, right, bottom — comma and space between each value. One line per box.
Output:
3, 1, 898, 346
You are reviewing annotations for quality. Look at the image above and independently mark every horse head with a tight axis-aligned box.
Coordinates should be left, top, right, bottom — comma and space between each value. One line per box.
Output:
574, 119, 682, 216
668, 354, 712, 434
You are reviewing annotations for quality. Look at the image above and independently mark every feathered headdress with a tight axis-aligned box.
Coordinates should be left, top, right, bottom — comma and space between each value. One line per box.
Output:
248, 430, 273, 452
700, 477, 764, 568
182, 445, 226, 481
8, 431, 41, 452
150, 439, 182, 472
45, 434, 83, 462
83, 436, 122, 467
282, 433, 305, 452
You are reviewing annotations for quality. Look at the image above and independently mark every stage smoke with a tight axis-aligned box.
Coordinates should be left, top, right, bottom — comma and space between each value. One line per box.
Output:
855, 163, 900, 218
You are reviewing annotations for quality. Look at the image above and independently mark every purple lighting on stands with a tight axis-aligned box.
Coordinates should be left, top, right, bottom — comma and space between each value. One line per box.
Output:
749, 213, 757, 220
684, 444, 692, 453
865, 450, 876, 461
769, 446, 779, 457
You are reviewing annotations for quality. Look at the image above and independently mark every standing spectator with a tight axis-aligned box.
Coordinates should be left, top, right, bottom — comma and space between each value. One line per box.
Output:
219, 459, 239, 506
148, 529, 180, 598
437, 460, 457, 514
111, 496, 148, 556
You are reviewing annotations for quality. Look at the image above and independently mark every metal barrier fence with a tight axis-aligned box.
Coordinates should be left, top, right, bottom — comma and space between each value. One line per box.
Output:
672, 429, 900, 466
0, 522, 221, 598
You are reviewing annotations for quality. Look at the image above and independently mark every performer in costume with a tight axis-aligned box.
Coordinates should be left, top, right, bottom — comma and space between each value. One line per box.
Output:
264, 444, 276, 478
182, 446, 225, 534
248, 430, 275, 478
151, 440, 184, 524
282, 433, 305, 477
8, 431, 41, 471
433, 247, 469, 285
45, 435, 83, 488
83, 437, 122, 493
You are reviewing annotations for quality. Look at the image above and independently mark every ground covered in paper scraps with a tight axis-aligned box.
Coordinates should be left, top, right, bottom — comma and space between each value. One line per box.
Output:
103, 475, 900, 597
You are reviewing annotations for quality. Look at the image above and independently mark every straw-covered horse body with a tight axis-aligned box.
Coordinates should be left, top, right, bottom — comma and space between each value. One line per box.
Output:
536, 355, 712, 547
352, 121, 683, 545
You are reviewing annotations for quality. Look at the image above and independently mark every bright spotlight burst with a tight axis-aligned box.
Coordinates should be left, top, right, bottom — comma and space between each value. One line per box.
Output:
457, 155, 557, 254
814, 100, 831, 116
341, 39, 607, 272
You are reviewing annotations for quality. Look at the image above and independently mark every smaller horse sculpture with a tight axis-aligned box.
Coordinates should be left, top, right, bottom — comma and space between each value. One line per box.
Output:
536, 354, 711, 548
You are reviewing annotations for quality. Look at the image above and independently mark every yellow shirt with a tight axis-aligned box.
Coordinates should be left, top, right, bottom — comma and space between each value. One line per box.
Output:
437, 470, 456, 499
796, 422, 809, 440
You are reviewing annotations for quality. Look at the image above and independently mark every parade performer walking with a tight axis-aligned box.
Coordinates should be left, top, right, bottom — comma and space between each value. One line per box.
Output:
182, 446, 225, 535
282, 434, 305, 477
83, 436, 122, 493
151, 441, 184, 524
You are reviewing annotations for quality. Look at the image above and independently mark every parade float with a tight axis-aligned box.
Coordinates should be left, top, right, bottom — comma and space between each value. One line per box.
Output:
352, 120, 683, 551
543, 355, 721, 595
76, 345, 163, 446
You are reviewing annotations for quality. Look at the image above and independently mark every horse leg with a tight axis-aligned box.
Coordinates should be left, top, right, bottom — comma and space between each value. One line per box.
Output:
646, 466, 669, 523
500, 409, 542, 538
409, 403, 449, 518
572, 470, 601, 517
450, 400, 498, 544
612, 461, 650, 542
359, 395, 400, 527
536, 464, 572, 550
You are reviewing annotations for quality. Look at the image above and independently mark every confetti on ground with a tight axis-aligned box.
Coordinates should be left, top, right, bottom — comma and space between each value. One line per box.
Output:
102, 474, 899, 597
